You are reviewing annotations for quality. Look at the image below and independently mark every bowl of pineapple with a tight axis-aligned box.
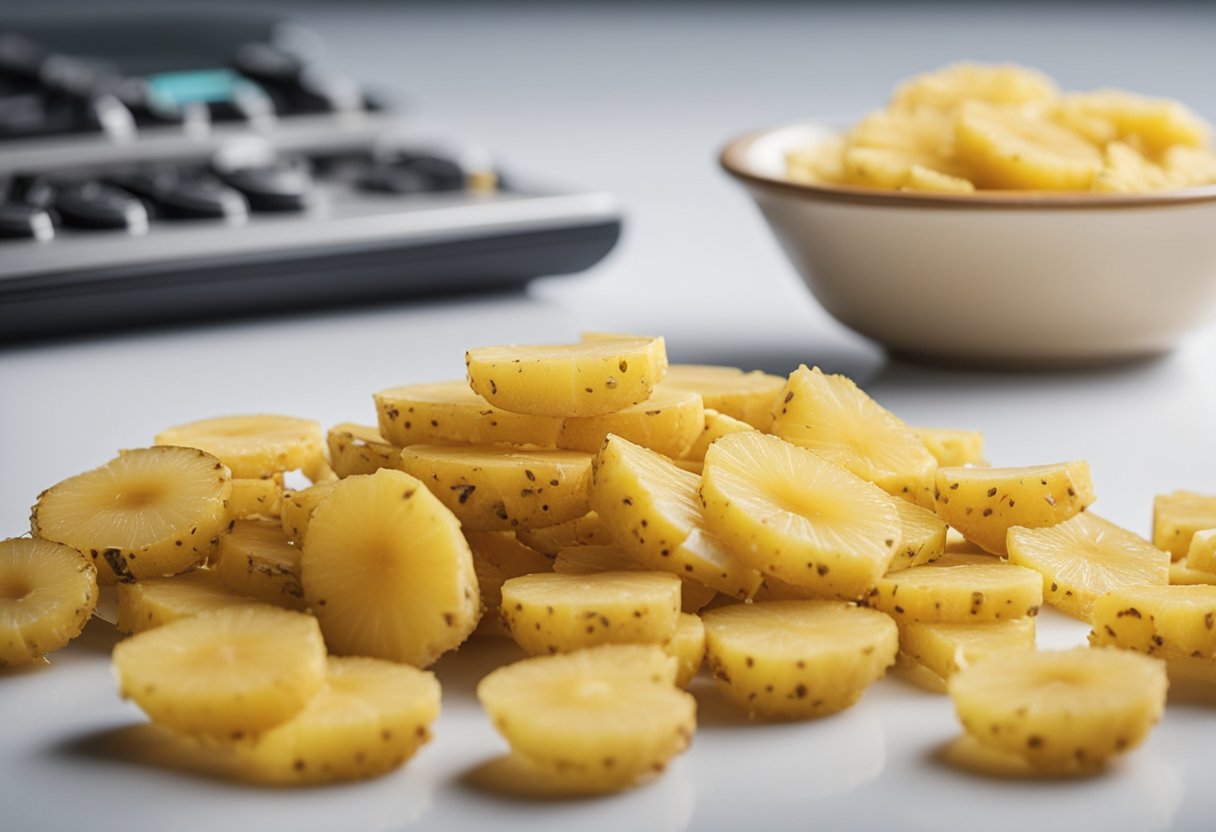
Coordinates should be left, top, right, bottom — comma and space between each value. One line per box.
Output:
720, 64, 1216, 367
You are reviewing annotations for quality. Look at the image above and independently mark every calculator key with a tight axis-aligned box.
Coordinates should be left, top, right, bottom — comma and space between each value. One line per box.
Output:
10, 174, 56, 209
109, 170, 249, 221
55, 182, 148, 232
0, 203, 54, 241
218, 159, 314, 212
357, 165, 433, 195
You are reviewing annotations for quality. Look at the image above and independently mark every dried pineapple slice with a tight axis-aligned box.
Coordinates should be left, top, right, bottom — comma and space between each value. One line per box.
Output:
279, 481, 336, 545
1153, 490, 1216, 560
112, 604, 327, 739
934, 461, 1095, 556
887, 499, 949, 572
1007, 512, 1169, 622
700, 432, 901, 600
374, 380, 563, 447
326, 423, 402, 478
476, 644, 695, 792
235, 656, 440, 785
954, 102, 1104, 191
302, 469, 480, 667
466, 531, 552, 638
867, 557, 1042, 622
465, 338, 668, 418
948, 647, 1167, 773
771, 366, 937, 508
666, 612, 705, 687
553, 544, 718, 613
702, 600, 898, 719
400, 445, 592, 531
891, 63, 1060, 112
228, 475, 283, 520
0, 537, 97, 666
216, 519, 305, 611
499, 571, 681, 655
588, 434, 761, 599
900, 618, 1036, 681
1089, 584, 1216, 660
32, 446, 232, 583
557, 387, 704, 458
682, 408, 755, 462
1184, 529, 1216, 574
116, 569, 258, 634
515, 512, 611, 555
914, 427, 986, 468
660, 364, 785, 430
154, 415, 324, 479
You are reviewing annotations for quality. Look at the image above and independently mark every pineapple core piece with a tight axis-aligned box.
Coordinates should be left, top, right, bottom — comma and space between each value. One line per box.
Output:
0, 537, 98, 667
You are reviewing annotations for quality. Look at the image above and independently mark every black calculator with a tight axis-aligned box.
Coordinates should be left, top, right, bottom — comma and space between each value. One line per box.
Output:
0, 15, 622, 341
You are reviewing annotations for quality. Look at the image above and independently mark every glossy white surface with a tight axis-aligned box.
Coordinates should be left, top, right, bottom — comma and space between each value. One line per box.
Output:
4, 2, 1216, 831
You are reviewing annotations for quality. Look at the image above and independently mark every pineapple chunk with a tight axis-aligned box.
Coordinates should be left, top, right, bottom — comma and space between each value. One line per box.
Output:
867, 557, 1042, 622
116, 569, 258, 634
1185, 530, 1216, 574
1007, 512, 1169, 621
660, 364, 785, 430
557, 387, 704, 458
934, 461, 1095, 556
301, 469, 480, 668
552, 545, 718, 613
499, 571, 681, 655
228, 475, 283, 520
682, 408, 755, 462
1169, 559, 1216, 586
32, 446, 233, 583
374, 380, 563, 447
702, 600, 898, 719
326, 423, 402, 478
279, 481, 336, 545
216, 519, 305, 611
841, 146, 919, 189
466, 531, 552, 638
948, 647, 1167, 773
770, 366, 937, 507
953, 102, 1104, 190
700, 432, 901, 600
1153, 490, 1216, 560
465, 338, 668, 418
1092, 142, 1172, 193
515, 512, 611, 555
399, 445, 592, 531
112, 605, 327, 739
154, 415, 324, 479
588, 435, 761, 599
891, 63, 1060, 112
1162, 145, 1216, 187
914, 427, 986, 468
666, 612, 705, 687
903, 165, 976, 194
235, 656, 440, 785
1057, 89, 1210, 156
477, 644, 695, 792
887, 499, 949, 572
0, 537, 97, 666
1089, 584, 1216, 660
900, 618, 1036, 681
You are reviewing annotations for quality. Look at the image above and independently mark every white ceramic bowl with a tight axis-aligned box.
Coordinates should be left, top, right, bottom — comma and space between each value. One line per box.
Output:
721, 121, 1216, 367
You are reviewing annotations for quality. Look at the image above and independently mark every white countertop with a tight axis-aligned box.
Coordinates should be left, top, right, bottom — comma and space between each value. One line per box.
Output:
3, 3, 1216, 831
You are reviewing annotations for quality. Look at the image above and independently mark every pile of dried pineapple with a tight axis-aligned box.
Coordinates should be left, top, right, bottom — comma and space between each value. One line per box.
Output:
4, 334, 1216, 789
786, 63, 1216, 193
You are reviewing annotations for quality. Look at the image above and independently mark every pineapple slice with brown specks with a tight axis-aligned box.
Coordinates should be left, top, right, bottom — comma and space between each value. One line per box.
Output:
228, 475, 283, 520
279, 480, 336, 545
1089, 584, 1216, 660
557, 387, 704, 458
32, 446, 232, 583
326, 423, 402, 478
682, 408, 755, 463
666, 612, 705, 687
466, 531, 553, 638
0, 537, 98, 666
552, 544, 718, 613
899, 618, 1036, 682
515, 512, 611, 555
116, 569, 260, 634
1153, 491, 1216, 560
867, 556, 1042, 622
155, 415, 324, 479
702, 600, 898, 719
660, 365, 786, 430
886, 499, 949, 572
771, 366, 937, 508
948, 647, 1167, 773
375, 380, 563, 448
700, 431, 901, 600
301, 469, 480, 667
1008, 512, 1169, 622
216, 519, 305, 611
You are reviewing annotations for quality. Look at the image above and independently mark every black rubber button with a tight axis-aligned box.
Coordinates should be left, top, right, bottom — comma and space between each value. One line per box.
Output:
218, 160, 314, 212
54, 182, 148, 231
0, 202, 54, 240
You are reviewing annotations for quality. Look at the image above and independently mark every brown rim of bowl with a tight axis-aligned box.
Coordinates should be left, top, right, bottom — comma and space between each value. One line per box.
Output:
720, 123, 1216, 210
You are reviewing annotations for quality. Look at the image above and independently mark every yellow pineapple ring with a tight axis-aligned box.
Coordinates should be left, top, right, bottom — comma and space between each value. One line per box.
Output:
867, 558, 1042, 623
216, 519, 305, 611
155, 415, 323, 479
31, 446, 232, 583
235, 656, 440, 785
1008, 512, 1169, 622
116, 569, 258, 634
113, 604, 327, 739
374, 381, 563, 447
0, 537, 98, 667
326, 423, 402, 478
557, 387, 704, 458
700, 432, 901, 600
465, 338, 668, 418
702, 600, 898, 720
476, 644, 695, 792
660, 365, 786, 430
399, 444, 592, 531
948, 647, 1167, 773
